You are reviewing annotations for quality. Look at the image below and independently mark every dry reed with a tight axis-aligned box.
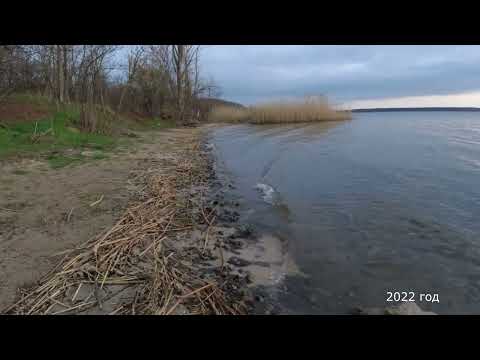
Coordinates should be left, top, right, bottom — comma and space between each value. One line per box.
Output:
208, 98, 351, 124
3, 133, 247, 315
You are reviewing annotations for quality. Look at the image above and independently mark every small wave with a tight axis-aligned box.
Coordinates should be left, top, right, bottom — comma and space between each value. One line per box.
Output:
458, 155, 480, 170
205, 143, 216, 151
449, 136, 480, 147
254, 183, 277, 204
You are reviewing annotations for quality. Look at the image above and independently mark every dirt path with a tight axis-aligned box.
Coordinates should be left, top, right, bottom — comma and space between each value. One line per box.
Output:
0, 128, 198, 310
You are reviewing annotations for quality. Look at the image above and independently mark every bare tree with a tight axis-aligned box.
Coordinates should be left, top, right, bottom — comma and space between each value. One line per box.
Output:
146, 45, 203, 123
117, 46, 144, 114
1, 44, 219, 127
75, 45, 119, 132
170, 45, 208, 123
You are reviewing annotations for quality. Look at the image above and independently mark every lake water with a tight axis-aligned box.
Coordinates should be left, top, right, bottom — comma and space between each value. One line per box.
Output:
209, 112, 480, 314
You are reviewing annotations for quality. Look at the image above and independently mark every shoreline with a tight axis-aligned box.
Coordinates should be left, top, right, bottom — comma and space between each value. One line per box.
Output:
3, 125, 266, 315
200, 124, 301, 314
1, 124, 441, 315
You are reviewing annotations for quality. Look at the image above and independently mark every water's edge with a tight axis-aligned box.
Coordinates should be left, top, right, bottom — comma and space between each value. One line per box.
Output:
201, 125, 301, 314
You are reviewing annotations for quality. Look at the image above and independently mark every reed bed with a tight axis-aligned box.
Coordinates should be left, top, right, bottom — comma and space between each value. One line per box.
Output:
208, 106, 250, 123
208, 98, 351, 124
4, 134, 247, 315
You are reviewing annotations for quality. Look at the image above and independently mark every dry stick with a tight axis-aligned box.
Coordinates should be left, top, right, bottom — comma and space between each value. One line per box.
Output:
202, 225, 211, 252
0, 207, 18, 213
207, 295, 220, 315
95, 218, 129, 250
132, 291, 139, 315
100, 248, 123, 290
166, 283, 215, 315
202, 286, 220, 303
109, 305, 124, 315
179, 283, 215, 299
201, 205, 216, 226
51, 301, 97, 315
200, 205, 210, 225
71, 282, 83, 303
92, 273, 103, 310
139, 236, 165, 257
195, 292, 208, 314
44, 303, 56, 315
28, 289, 58, 315
62, 252, 90, 271
86, 194, 105, 211
49, 297, 69, 309
218, 240, 224, 270
159, 288, 175, 315
66, 208, 74, 222
98, 244, 123, 265
83, 279, 142, 286
95, 236, 130, 249
168, 226, 193, 231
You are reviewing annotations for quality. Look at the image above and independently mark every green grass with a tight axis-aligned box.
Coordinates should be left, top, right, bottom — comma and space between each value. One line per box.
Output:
1, 93, 177, 168
0, 109, 115, 159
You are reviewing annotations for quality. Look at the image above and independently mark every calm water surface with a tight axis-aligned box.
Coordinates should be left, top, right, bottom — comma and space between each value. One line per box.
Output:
209, 112, 480, 314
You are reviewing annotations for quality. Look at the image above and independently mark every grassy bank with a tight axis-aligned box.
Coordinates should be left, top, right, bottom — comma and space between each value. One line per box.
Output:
208, 98, 351, 124
0, 94, 174, 167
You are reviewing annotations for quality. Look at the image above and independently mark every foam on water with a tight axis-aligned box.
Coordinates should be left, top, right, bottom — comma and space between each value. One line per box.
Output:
205, 143, 216, 151
255, 183, 277, 204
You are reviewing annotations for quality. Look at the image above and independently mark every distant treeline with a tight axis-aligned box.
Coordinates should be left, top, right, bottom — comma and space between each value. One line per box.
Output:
351, 107, 480, 113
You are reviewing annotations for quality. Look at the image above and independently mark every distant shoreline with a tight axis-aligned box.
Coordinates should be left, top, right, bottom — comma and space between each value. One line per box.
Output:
350, 107, 480, 113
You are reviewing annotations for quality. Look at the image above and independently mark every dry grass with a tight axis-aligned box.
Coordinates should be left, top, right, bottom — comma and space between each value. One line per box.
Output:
3, 134, 247, 315
208, 106, 250, 123
208, 98, 351, 124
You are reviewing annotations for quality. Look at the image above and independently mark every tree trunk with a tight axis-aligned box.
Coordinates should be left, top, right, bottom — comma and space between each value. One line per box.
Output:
57, 45, 64, 104
173, 45, 185, 124
117, 85, 128, 114
63, 45, 70, 103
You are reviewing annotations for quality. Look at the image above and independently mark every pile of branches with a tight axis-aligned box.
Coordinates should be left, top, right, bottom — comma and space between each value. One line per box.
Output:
4, 135, 247, 315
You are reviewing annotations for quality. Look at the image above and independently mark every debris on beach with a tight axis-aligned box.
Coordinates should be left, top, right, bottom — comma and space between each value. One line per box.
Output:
4, 135, 249, 315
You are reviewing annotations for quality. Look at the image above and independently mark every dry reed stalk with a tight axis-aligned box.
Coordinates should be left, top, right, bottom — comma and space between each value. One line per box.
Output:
89, 195, 104, 207
4, 133, 247, 316
66, 208, 74, 222
209, 97, 351, 124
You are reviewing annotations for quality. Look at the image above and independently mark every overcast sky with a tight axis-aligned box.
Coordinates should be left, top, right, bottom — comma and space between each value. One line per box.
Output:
200, 45, 480, 108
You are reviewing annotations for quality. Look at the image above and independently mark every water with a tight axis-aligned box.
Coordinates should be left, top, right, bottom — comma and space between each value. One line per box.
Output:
209, 112, 480, 314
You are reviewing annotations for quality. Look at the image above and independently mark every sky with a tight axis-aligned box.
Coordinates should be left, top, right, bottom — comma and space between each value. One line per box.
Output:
200, 45, 480, 108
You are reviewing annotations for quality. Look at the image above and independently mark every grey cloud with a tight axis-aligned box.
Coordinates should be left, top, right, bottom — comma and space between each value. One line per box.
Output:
200, 45, 480, 105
